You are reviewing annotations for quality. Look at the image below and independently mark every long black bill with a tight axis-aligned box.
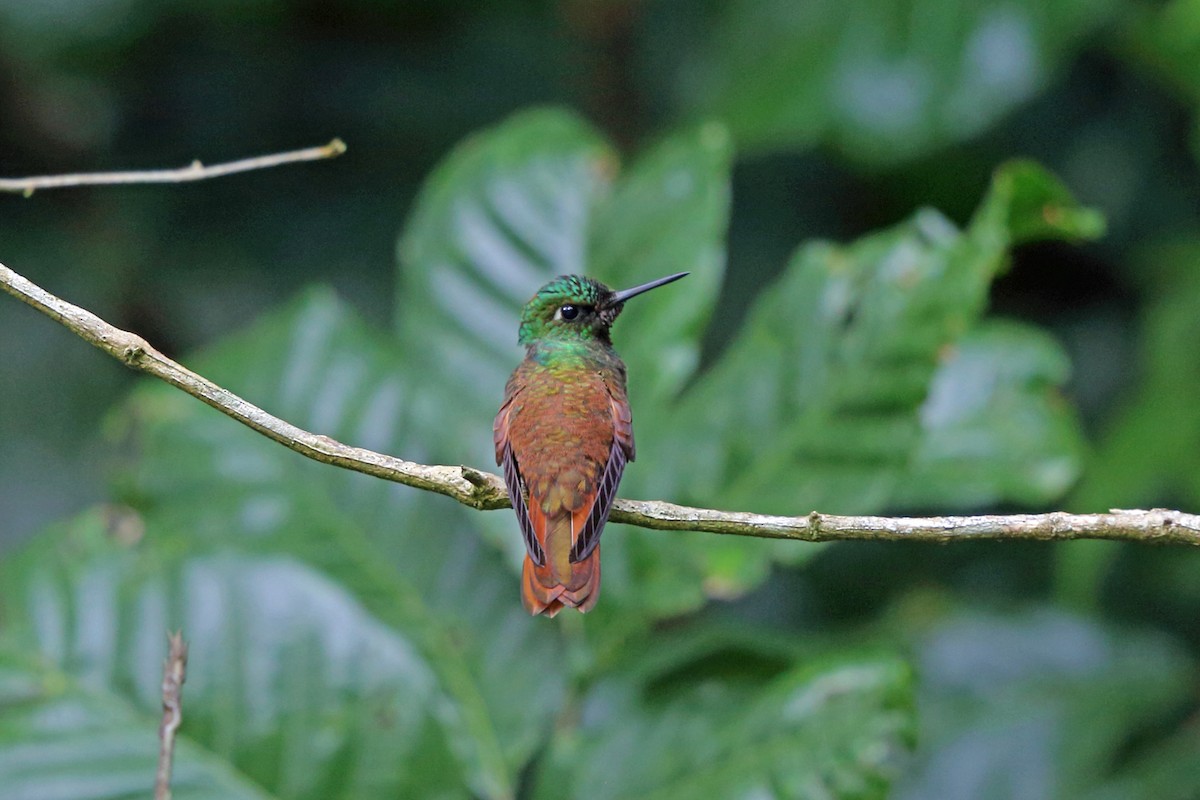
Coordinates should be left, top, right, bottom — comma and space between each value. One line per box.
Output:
608, 271, 689, 306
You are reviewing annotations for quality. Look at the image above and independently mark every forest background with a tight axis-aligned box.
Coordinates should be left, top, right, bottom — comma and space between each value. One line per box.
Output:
3, 2, 1200, 798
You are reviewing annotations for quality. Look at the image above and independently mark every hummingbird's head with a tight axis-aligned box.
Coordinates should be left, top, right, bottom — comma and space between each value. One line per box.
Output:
517, 272, 688, 346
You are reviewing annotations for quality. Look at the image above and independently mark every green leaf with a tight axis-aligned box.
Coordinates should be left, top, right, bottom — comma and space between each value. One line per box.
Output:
892, 607, 1195, 799
587, 121, 733, 405
534, 645, 914, 800
107, 291, 568, 799
0, 642, 273, 800
664, 161, 1095, 516
395, 107, 732, 470
393, 106, 734, 586
1, 509, 467, 799
678, 0, 1116, 162
895, 320, 1085, 510
970, 159, 1106, 245
396, 107, 614, 444
392, 111, 1096, 623
583, 161, 1097, 619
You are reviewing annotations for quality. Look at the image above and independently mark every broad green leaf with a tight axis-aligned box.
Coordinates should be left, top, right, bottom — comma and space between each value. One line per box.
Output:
662, 161, 1096, 516
0, 643, 273, 800
391, 110, 1096, 624
577, 161, 1098, 621
1, 509, 465, 799
891, 608, 1195, 800
396, 106, 614, 435
666, 214, 964, 514
676, 0, 1116, 162
111, 291, 567, 799
894, 321, 1084, 510
534, 645, 914, 800
393, 106, 733, 588
395, 107, 732, 472
587, 121, 732, 405
667, 161, 1099, 513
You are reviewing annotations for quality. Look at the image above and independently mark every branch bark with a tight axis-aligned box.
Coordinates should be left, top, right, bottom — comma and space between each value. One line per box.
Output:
0, 139, 345, 195
2, 260, 1198, 546
155, 631, 188, 800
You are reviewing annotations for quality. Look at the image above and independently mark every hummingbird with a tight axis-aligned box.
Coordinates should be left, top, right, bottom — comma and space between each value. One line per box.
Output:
494, 272, 688, 617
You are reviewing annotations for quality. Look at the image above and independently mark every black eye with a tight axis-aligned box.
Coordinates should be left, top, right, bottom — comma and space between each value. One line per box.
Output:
559, 304, 579, 320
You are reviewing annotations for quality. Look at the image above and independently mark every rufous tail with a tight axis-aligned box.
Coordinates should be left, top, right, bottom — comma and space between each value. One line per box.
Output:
521, 546, 601, 617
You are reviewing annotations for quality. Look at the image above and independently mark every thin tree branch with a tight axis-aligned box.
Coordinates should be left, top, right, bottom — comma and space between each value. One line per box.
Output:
155, 631, 188, 800
0, 262, 478, 502
2, 261, 1199, 546
0, 139, 346, 195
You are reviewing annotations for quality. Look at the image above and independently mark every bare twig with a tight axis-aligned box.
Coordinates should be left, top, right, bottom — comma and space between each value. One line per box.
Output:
2, 261, 1199, 546
1, 261, 491, 505
155, 632, 188, 800
0, 139, 346, 196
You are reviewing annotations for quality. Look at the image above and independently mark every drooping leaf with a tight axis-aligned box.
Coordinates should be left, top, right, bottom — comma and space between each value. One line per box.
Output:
969, 158, 1106, 245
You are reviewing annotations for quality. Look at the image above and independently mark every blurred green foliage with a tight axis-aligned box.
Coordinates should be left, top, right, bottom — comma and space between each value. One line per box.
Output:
3, 1, 1200, 798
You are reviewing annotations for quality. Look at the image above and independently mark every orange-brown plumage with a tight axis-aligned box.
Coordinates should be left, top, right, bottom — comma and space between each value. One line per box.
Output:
495, 272, 685, 617
495, 359, 632, 615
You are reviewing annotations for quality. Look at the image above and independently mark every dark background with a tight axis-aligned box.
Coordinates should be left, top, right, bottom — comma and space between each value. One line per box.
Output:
4, 2, 1200, 797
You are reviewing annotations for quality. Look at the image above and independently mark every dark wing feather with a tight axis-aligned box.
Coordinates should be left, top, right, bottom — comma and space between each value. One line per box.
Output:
502, 443, 544, 566
569, 440, 627, 563
495, 384, 544, 567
